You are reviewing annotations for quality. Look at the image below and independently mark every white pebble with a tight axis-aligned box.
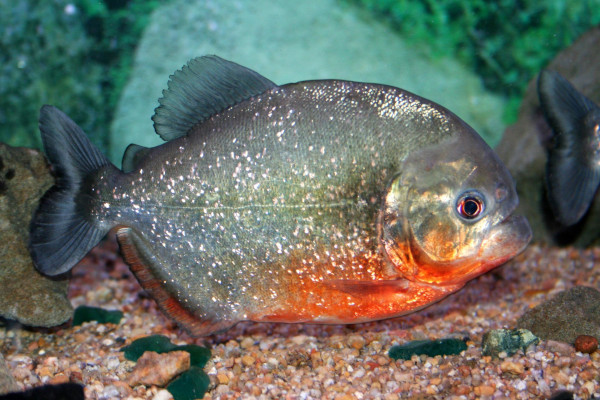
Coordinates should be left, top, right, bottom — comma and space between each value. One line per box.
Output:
153, 389, 174, 400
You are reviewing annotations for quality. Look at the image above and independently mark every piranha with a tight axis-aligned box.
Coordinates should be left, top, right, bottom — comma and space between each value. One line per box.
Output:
538, 69, 600, 227
30, 56, 531, 336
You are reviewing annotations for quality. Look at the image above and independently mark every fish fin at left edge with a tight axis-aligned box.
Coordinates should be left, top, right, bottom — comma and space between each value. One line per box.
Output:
115, 227, 235, 336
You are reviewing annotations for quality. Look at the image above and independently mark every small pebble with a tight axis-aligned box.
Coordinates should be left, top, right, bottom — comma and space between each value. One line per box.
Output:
347, 335, 366, 350
241, 355, 255, 367
500, 360, 524, 375
574, 335, 598, 354
239, 337, 254, 349
126, 351, 190, 387
545, 340, 575, 356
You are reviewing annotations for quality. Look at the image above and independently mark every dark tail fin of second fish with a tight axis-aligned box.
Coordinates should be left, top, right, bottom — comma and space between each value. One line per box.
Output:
538, 70, 600, 226
29, 106, 115, 275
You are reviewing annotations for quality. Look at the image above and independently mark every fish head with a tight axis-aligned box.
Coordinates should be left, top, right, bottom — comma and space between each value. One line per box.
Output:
380, 128, 532, 287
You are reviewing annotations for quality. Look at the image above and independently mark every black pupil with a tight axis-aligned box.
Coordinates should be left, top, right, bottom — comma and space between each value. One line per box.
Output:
463, 198, 480, 217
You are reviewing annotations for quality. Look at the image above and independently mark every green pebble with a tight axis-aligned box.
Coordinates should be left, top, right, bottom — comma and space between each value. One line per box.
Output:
174, 344, 211, 368
121, 335, 212, 367
167, 366, 210, 400
122, 335, 177, 361
481, 328, 539, 358
388, 338, 468, 360
72, 305, 123, 326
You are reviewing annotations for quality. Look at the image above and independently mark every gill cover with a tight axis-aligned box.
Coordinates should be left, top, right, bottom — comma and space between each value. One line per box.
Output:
379, 135, 523, 286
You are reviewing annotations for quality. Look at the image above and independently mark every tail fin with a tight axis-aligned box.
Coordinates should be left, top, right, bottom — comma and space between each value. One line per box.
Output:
29, 105, 114, 275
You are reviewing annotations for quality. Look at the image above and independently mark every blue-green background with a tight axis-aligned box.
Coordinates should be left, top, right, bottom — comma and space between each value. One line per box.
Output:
1, 0, 599, 161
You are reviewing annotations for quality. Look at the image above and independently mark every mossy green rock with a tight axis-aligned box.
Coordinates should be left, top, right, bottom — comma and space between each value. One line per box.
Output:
122, 335, 211, 367
388, 338, 467, 360
481, 328, 539, 358
72, 306, 123, 326
167, 366, 210, 400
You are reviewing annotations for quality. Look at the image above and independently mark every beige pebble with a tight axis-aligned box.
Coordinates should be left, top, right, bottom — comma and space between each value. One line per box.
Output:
241, 355, 255, 367
553, 371, 570, 386
215, 384, 230, 394
152, 389, 174, 400
239, 337, 254, 349
545, 340, 575, 356
347, 335, 366, 350
48, 374, 70, 385
126, 351, 190, 387
216, 373, 229, 384
475, 385, 495, 396
500, 360, 524, 375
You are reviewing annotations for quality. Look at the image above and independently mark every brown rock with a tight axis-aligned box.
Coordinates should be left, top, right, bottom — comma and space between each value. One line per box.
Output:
126, 351, 190, 387
574, 335, 598, 354
496, 27, 600, 246
0, 144, 72, 326
517, 286, 600, 343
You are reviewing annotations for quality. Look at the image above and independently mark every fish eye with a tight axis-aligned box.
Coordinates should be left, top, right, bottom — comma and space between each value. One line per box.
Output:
456, 191, 485, 220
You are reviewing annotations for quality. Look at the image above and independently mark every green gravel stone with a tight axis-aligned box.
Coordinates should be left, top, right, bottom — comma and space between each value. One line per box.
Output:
72, 305, 123, 326
167, 366, 210, 400
121, 335, 211, 367
481, 328, 539, 357
122, 335, 177, 361
388, 338, 468, 360
175, 344, 211, 368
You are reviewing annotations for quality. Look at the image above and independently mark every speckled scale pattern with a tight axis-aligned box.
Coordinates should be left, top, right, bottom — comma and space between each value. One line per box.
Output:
90, 80, 457, 328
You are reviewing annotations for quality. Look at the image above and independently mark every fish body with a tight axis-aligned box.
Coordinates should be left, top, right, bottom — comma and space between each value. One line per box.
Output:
30, 56, 531, 335
538, 70, 600, 226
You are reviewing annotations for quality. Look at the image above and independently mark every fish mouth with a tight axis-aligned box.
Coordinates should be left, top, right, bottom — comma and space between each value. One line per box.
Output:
481, 213, 532, 266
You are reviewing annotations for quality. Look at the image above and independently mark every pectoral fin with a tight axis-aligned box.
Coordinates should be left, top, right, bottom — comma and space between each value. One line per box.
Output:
323, 278, 411, 297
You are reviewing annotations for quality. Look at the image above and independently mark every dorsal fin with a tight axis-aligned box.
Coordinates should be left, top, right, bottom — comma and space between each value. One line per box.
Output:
122, 143, 151, 173
152, 55, 277, 141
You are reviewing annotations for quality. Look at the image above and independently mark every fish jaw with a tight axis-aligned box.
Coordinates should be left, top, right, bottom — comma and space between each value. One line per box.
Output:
405, 212, 532, 288
478, 214, 532, 271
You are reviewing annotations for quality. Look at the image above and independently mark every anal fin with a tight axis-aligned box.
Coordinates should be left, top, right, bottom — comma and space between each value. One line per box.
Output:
116, 227, 234, 336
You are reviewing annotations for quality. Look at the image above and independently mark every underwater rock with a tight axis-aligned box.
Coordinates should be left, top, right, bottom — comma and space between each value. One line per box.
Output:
0, 353, 18, 395
126, 351, 190, 387
388, 338, 468, 360
496, 26, 600, 246
481, 328, 539, 358
110, 0, 505, 163
0, 144, 72, 327
516, 286, 600, 344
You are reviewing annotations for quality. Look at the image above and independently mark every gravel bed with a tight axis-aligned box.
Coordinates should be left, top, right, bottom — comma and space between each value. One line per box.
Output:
1, 237, 599, 399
